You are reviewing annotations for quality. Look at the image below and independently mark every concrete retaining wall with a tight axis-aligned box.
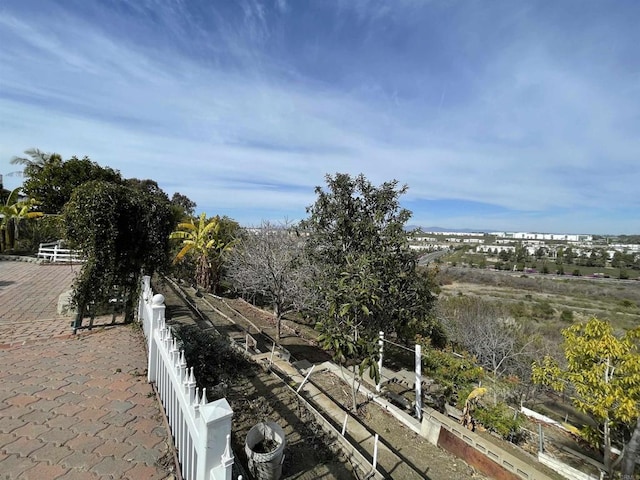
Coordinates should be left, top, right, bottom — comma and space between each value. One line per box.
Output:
420, 406, 556, 480
538, 453, 598, 480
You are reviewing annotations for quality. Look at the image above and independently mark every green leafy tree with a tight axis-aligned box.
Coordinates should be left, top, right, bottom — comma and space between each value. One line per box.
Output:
302, 173, 441, 411
532, 318, 640, 478
64, 180, 174, 323
23, 156, 122, 213
170, 192, 197, 220
170, 213, 238, 292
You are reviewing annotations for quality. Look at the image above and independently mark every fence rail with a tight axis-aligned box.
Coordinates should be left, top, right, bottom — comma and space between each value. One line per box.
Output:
138, 276, 234, 480
37, 241, 84, 262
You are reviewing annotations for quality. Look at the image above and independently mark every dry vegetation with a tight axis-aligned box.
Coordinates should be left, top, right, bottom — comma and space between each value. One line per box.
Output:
436, 266, 640, 332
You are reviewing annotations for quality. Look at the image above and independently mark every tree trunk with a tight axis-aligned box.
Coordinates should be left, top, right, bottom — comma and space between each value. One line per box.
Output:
350, 364, 358, 413
275, 310, 282, 341
621, 416, 640, 480
6, 218, 15, 250
604, 418, 613, 478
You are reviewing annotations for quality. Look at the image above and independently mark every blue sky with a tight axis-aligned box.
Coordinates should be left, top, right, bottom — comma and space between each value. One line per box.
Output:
1, 0, 639, 234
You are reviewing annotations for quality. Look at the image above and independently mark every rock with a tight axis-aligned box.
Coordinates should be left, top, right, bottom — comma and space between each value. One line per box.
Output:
57, 290, 77, 316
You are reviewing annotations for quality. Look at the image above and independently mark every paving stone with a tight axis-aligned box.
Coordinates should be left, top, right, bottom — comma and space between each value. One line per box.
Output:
28, 398, 61, 413
123, 463, 169, 480
77, 394, 110, 409
4, 395, 38, 408
2, 436, 44, 457
28, 443, 73, 466
125, 444, 164, 466
36, 427, 78, 447
94, 439, 136, 458
10, 423, 49, 439
33, 388, 66, 401
59, 468, 102, 480
90, 455, 137, 477
10, 384, 46, 395
103, 400, 135, 414
19, 463, 70, 480
64, 433, 105, 454
45, 413, 82, 430
0, 453, 37, 477
0, 432, 17, 449
126, 428, 166, 450
0, 263, 175, 479
18, 409, 54, 425
52, 403, 85, 417
70, 420, 109, 436
98, 411, 136, 428
102, 389, 135, 402
96, 424, 136, 443
59, 450, 101, 470
0, 416, 26, 433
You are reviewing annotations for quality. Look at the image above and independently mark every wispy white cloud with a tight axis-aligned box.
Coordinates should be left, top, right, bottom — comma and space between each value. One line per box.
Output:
1, 0, 639, 233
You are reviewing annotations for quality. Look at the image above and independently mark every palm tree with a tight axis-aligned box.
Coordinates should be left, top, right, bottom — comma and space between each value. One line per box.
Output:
0, 188, 44, 251
8, 148, 62, 177
169, 213, 236, 291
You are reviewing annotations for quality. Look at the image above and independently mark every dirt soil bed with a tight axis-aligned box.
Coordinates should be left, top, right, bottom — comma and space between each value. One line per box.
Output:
158, 280, 499, 478
310, 369, 488, 480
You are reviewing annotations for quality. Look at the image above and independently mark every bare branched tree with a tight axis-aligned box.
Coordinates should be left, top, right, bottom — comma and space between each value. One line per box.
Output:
226, 221, 315, 341
437, 296, 539, 380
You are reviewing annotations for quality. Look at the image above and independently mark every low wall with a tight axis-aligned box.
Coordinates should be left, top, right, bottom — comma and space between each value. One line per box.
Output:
538, 453, 598, 480
439, 428, 522, 480
420, 406, 556, 480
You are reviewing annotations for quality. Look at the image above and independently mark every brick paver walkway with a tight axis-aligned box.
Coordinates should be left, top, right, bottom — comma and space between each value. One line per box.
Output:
0, 261, 173, 479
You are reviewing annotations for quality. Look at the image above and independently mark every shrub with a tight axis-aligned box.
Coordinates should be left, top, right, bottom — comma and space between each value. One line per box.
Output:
474, 403, 526, 443
560, 309, 574, 323
535, 300, 555, 319
620, 299, 636, 309
173, 324, 252, 400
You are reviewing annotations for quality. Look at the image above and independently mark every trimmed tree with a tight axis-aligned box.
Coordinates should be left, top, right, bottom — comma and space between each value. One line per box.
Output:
301, 173, 441, 412
226, 221, 313, 341
64, 180, 174, 324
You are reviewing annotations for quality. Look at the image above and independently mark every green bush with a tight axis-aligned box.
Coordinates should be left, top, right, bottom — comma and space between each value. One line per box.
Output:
474, 403, 526, 443
560, 309, 574, 323
535, 300, 555, 319
173, 324, 252, 400
620, 299, 636, 309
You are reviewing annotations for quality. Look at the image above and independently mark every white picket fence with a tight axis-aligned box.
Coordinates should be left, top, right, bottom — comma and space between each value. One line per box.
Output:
37, 241, 84, 262
138, 276, 235, 480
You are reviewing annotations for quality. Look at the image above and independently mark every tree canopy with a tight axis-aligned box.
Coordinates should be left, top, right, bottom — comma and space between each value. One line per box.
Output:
301, 173, 441, 411
532, 318, 640, 478
64, 180, 174, 322
23, 155, 122, 213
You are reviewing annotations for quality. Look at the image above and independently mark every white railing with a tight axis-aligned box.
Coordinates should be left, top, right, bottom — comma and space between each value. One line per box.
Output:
37, 241, 84, 262
138, 276, 235, 480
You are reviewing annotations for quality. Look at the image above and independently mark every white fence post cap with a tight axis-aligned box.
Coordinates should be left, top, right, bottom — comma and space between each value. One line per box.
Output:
152, 294, 165, 305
